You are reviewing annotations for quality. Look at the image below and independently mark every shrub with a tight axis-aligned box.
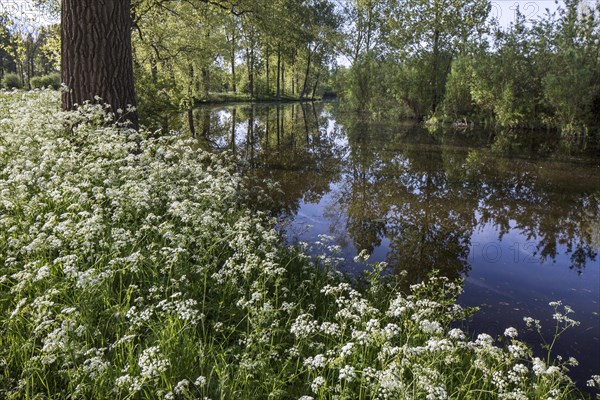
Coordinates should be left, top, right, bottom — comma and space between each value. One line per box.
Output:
42, 72, 61, 89
30, 73, 61, 90
1, 72, 23, 89
30, 76, 44, 89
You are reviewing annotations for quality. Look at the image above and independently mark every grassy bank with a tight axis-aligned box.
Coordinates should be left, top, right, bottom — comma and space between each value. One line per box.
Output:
0, 89, 596, 399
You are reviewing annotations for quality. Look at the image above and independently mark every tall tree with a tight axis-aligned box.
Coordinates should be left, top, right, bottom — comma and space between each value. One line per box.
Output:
383, 0, 489, 115
61, 0, 138, 128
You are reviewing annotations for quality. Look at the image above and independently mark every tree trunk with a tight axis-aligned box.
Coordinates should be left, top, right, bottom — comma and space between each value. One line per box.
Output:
247, 47, 254, 99
61, 0, 138, 129
188, 108, 196, 136
311, 62, 321, 100
266, 44, 270, 96
231, 56, 237, 93
150, 58, 158, 82
281, 60, 285, 96
26, 58, 31, 89
431, 27, 440, 113
276, 45, 281, 101
292, 49, 297, 96
202, 66, 210, 99
230, 38, 236, 93
301, 48, 312, 100
229, 18, 237, 93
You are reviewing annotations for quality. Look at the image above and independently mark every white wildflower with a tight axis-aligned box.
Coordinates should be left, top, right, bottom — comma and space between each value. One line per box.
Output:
174, 379, 190, 395
138, 346, 170, 380
194, 376, 207, 387
419, 320, 443, 335
304, 354, 327, 370
339, 365, 356, 382
340, 342, 355, 357
311, 376, 326, 393
587, 375, 600, 388
504, 327, 518, 338
448, 328, 466, 340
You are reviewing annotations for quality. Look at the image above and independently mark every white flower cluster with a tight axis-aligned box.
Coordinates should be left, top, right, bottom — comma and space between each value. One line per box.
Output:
138, 346, 170, 380
292, 277, 583, 399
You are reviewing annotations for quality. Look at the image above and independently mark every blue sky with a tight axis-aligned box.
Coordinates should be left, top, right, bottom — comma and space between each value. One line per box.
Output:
491, 0, 561, 26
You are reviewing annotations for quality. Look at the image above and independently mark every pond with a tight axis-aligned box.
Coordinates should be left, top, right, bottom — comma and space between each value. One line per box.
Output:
186, 102, 600, 387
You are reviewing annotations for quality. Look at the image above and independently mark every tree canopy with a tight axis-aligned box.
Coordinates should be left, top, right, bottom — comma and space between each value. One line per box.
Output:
1, 0, 598, 135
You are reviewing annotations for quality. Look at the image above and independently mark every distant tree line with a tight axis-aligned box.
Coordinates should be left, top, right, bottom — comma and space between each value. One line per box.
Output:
336, 0, 600, 136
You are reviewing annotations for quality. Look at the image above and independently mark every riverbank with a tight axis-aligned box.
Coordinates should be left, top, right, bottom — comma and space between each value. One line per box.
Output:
195, 92, 329, 105
0, 89, 596, 399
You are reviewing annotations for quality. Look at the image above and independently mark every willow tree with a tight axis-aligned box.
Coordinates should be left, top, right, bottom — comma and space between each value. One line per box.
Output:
61, 0, 138, 128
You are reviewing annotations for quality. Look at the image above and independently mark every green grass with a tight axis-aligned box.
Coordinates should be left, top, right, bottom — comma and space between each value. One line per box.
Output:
0, 89, 596, 399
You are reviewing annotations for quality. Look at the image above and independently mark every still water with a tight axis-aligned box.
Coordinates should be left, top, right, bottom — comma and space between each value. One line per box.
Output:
186, 102, 600, 386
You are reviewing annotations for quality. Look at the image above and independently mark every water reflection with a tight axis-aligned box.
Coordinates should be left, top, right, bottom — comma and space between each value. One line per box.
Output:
189, 103, 599, 274
187, 102, 600, 384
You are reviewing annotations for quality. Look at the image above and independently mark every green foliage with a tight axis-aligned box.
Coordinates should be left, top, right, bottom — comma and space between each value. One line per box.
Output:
1, 72, 22, 89
340, 0, 600, 135
540, 0, 600, 136
345, 55, 375, 110
134, 66, 182, 129
0, 10, 59, 90
382, 0, 490, 116
131, 0, 341, 126
29, 73, 61, 89
29, 76, 43, 89
441, 56, 475, 118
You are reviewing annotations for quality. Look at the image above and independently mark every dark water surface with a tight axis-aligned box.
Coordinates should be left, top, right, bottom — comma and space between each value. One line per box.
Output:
188, 102, 600, 386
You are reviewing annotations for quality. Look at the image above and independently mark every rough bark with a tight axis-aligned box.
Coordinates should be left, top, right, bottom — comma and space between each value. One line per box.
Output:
61, 0, 138, 129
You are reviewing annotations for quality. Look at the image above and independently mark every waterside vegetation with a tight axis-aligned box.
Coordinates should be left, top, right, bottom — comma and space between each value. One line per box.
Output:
0, 89, 597, 399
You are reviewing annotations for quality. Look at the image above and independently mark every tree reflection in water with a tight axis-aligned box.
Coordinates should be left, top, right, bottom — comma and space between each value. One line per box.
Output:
189, 102, 599, 277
